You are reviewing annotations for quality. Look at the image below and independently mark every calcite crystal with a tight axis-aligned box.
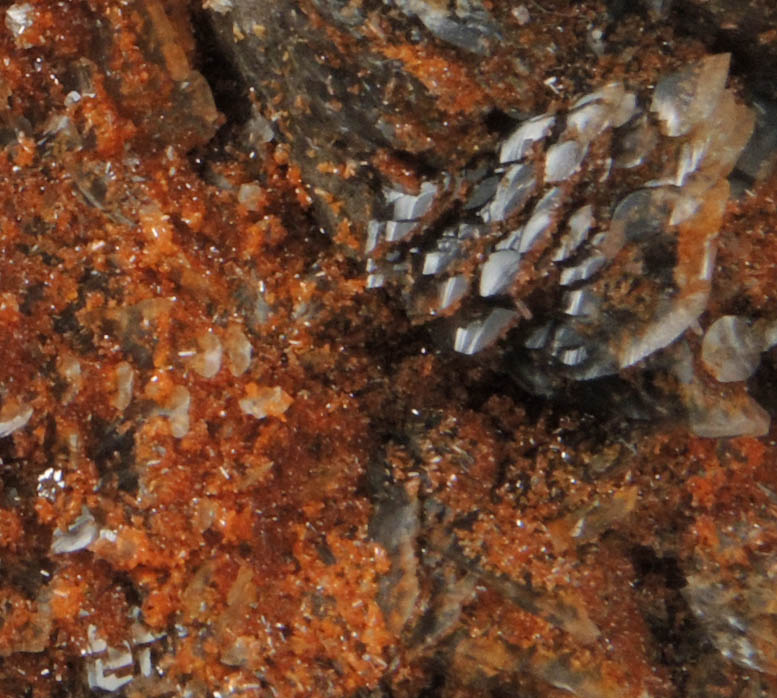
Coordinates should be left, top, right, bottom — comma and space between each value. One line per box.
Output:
366, 55, 747, 381
1, 1, 777, 697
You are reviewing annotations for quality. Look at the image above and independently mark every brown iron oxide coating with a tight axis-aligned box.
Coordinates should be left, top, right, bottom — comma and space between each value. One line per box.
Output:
0, 1, 776, 697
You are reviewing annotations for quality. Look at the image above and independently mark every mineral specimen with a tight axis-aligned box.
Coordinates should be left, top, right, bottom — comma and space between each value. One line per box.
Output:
207, 1, 773, 437
364, 54, 746, 380
1, 0, 777, 697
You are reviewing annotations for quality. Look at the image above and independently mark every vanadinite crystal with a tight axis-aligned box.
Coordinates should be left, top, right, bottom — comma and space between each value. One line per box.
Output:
1, 1, 777, 697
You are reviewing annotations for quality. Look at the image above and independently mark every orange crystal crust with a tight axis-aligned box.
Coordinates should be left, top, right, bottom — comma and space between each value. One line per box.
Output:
1, 1, 777, 697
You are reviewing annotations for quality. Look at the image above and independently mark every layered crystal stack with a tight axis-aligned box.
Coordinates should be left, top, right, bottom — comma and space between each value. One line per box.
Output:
363, 53, 773, 434
367, 54, 748, 364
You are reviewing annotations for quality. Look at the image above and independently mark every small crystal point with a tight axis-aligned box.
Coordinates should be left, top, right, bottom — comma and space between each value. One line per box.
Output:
651, 53, 731, 137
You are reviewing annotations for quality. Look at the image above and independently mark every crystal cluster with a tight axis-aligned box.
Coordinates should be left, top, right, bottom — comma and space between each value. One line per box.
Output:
364, 53, 770, 435
2, 1, 777, 697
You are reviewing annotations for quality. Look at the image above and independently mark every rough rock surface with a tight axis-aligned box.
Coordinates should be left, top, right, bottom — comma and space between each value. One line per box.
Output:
0, 1, 777, 697
206, 0, 771, 436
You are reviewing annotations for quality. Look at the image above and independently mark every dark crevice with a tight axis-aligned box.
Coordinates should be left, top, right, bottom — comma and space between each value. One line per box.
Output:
88, 417, 137, 494
189, 8, 253, 134
482, 108, 518, 138
631, 545, 686, 590
668, 2, 777, 101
